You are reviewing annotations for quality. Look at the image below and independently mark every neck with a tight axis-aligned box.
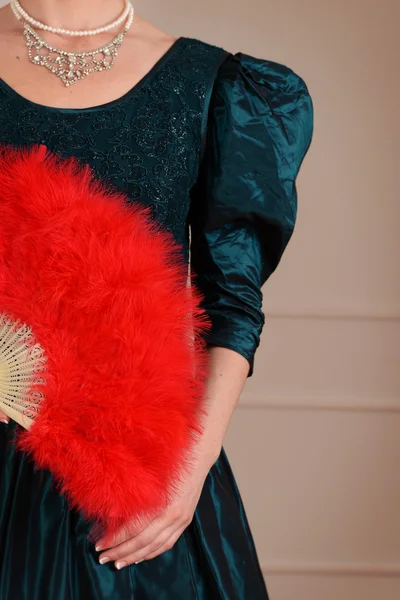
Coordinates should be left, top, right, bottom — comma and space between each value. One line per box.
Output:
18, 0, 126, 30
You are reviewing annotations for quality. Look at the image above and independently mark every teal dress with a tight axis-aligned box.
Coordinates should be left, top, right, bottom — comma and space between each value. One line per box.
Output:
0, 36, 313, 599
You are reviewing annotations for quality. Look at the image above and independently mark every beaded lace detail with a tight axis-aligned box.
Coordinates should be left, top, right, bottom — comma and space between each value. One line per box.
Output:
0, 38, 226, 243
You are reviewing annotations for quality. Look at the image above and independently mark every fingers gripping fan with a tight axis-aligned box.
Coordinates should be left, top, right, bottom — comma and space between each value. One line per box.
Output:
0, 144, 211, 544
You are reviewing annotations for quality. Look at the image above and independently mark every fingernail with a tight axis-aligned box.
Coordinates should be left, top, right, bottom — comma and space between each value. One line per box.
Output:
115, 561, 126, 570
99, 556, 110, 565
135, 559, 144, 564
95, 545, 103, 552
1, 419, 9, 424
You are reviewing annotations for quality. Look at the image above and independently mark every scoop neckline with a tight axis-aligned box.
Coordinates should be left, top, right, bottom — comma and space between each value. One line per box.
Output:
0, 36, 186, 114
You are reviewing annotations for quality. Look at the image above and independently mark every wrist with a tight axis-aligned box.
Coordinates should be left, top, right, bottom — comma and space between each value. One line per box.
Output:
197, 435, 223, 472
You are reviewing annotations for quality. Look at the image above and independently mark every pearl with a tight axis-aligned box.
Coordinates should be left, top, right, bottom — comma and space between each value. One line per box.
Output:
10, 0, 133, 37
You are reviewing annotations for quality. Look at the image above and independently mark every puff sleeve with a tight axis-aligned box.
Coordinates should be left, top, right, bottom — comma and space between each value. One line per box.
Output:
188, 52, 314, 377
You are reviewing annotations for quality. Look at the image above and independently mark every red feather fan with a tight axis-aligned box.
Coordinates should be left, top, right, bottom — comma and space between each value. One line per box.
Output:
0, 143, 211, 544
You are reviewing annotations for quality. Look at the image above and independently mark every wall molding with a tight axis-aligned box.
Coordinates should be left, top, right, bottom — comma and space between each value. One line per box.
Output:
263, 311, 400, 322
260, 561, 400, 578
238, 395, 400, 413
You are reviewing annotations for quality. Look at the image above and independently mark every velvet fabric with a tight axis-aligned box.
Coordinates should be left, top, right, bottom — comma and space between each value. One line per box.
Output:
0, 36, 313, 599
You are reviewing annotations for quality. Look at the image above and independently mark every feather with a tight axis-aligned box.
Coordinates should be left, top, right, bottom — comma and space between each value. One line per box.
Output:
0, 143, 211, 545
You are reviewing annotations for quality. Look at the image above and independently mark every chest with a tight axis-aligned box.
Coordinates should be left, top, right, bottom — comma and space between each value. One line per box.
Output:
0, 31, 171, 110
0, 38, 225, 244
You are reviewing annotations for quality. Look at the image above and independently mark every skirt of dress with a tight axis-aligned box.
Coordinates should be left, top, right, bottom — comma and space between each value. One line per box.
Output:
0, 420, 268, 600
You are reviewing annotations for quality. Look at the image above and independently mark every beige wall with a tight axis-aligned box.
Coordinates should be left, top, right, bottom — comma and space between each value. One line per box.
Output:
146, 1, 399, 599
2, 1, 399, 598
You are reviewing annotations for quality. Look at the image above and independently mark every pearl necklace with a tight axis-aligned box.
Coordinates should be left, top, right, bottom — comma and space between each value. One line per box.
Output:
10, 0, 135, 87
11, 0, 132, 37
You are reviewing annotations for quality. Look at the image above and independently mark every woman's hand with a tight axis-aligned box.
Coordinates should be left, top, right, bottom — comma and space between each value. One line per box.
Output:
0, 410, 9, 424
95, 447, 219, 570
95, 344, 250, 570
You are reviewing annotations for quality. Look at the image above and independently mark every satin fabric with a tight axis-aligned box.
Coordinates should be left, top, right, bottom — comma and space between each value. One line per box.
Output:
0, 422, 268, 600
0, 38, 313, 599
190, 52, 314, 376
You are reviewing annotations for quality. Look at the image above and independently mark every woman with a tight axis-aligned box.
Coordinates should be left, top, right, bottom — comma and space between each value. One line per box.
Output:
0, 1, 313, 598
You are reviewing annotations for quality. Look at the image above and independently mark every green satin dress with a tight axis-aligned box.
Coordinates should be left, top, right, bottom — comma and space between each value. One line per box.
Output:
0, 36, 313, 599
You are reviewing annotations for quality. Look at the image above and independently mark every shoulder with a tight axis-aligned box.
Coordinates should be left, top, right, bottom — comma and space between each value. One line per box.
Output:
183, 37, 311, 91
183, 38, 313, 117
189, 40, 314, 178
213, 50, 313, 118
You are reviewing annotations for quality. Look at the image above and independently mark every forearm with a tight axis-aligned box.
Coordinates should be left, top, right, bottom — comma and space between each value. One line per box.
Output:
195, 344, 250, 470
